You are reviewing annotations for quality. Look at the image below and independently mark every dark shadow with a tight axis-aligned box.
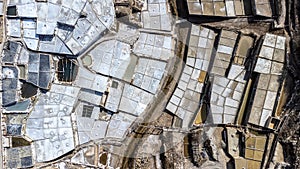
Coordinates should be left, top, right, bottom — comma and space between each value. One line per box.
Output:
57, 22, 75, 32
7, 6, 17, 17
244, 0, 253, 16
21, 82, 38, 98
38, 35, 54, 42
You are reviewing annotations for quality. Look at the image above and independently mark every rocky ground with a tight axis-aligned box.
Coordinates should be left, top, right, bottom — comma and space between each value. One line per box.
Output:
277, 0, 300, 168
